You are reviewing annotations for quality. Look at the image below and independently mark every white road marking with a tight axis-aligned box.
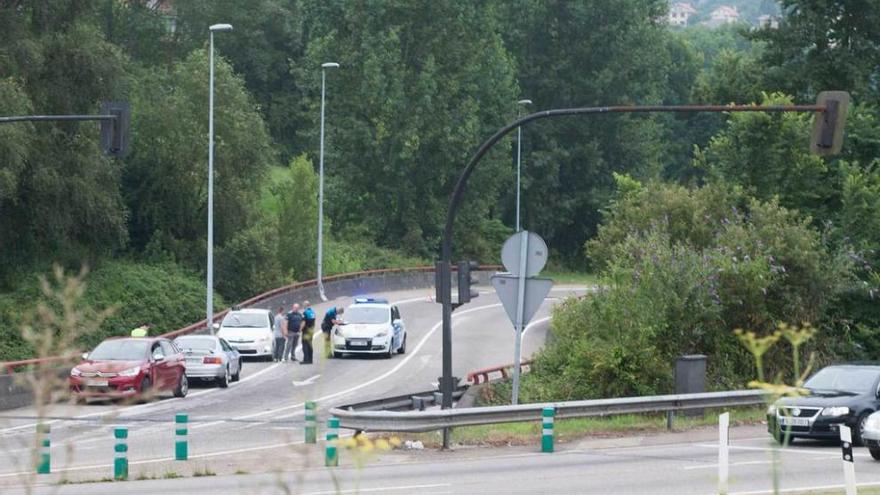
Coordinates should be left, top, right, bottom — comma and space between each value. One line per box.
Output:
292, 374, 321, 386
695, 443, 871, 458
301, 484, 452, 495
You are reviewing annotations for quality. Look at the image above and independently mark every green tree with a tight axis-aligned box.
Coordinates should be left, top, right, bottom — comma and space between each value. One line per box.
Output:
751, 0, 880, 104
123, 49, 276, 272
276, 154, 318, 280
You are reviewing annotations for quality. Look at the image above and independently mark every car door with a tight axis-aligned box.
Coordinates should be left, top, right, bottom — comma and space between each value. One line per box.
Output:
161, 340, 183, 387
220, 338, 238, 374
150, 342, 170, 388
391, 306, 403, 349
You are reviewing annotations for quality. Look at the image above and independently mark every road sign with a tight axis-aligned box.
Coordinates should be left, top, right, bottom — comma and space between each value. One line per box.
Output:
501, 231, 548, 277
491, 274, 553, 329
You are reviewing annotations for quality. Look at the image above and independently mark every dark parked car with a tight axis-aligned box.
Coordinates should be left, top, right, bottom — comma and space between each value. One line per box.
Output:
768, 364, 880, 445
69, 337, 188, 402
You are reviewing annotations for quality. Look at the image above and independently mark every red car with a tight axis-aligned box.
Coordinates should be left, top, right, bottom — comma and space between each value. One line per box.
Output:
69, 337, 188, 401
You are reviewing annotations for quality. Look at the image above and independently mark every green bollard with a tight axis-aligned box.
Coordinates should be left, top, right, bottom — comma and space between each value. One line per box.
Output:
325, 417, 339, 467
541, 407, 555, 453
114, 427, 129, 480
36, 423, 50, 474
305, 401, 317, 444
175, 413, 188, 460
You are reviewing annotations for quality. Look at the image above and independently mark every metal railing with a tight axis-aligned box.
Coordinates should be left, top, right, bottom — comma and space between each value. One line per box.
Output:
328, 390, 767, 432
467, 360, 533, 385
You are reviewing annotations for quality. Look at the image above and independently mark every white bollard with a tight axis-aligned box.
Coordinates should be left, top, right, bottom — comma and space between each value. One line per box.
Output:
718, 412, 729, 495
839, 425, 857, 495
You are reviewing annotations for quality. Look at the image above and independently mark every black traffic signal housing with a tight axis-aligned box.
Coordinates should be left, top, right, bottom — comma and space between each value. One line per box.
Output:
100, 101, 131, 157
457, 261, 480, 305
811, 91, 850, 156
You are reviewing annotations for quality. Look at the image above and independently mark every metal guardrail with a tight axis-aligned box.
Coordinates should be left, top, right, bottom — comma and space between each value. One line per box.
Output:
328, 390, 767, 432
337, 386, 469, 412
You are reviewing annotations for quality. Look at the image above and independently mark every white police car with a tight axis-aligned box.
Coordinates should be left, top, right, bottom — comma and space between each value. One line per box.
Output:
331, 297, 406, 358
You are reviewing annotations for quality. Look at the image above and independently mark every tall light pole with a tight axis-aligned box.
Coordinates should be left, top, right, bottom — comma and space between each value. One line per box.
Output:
206, 23, 233, 335
515, 99, 532, 232
316, 62, 339, 302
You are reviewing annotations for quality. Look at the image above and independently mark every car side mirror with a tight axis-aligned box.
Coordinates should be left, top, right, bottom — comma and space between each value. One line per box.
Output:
152, 353, 165, 362
393, 319, 402, 326
212, 322, 220, 330
81, 352, 89, 360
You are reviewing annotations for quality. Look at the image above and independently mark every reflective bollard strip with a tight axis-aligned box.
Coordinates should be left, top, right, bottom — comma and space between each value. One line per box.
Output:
175, 413, 188, 461
325, 417, 339, 467
114, 427, 129, 480
36, 423, 50, 474
542, 407, 554, 453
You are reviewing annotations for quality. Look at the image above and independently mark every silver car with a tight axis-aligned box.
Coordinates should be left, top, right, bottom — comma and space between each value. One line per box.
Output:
174, 335, 242, 388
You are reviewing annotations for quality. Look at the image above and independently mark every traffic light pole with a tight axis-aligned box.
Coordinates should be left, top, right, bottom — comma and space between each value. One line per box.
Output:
438, 99, 842, 449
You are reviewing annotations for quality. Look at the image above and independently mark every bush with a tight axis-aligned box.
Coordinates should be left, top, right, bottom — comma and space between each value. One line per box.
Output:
0, 260, 225, 361
521, 181, 853, 402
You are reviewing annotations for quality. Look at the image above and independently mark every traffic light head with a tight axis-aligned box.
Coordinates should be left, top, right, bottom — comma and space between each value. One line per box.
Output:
100, 101, 131, 157
457, 261, 480, 304
811, 91, 850, 156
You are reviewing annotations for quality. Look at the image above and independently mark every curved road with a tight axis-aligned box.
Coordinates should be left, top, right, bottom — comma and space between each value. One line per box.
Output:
0, 285, 586, 486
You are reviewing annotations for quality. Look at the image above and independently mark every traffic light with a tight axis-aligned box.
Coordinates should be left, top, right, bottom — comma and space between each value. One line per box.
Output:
457, 261, 480, 305
811, 91, 850, 156
100, 101, 131, 157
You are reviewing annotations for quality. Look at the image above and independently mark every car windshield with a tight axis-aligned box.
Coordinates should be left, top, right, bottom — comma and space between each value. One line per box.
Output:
804, 367, 880, 394
175, 337, 216, 351
221, 313, 266, 328
345, 306, 390, 324
88, 340, 149, 361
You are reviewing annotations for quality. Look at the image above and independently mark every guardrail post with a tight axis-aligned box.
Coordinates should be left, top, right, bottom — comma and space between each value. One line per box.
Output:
718, 412, 729, 495
36, 423, 50, 474
114, 427, 128, 480
305, 401, 317, 444
840, 425, 857, 495
325, 417, 339, 467
542, 407, 555, 453
175, 413, 188, 460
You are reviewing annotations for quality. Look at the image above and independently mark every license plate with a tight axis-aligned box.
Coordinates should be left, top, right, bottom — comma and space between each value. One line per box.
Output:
86, 379, 108, 387
779, 416, 810, 427
349, 339, 368, 347
186, 358, 201, 364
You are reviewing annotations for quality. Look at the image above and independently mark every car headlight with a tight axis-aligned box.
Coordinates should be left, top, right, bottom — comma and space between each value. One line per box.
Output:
118, 366, 140, 377
334, 327, 342, 337
375, 330, 388, 338
70, 367, 82, 377
767, 404, 777, 415
821, 406, 850, 417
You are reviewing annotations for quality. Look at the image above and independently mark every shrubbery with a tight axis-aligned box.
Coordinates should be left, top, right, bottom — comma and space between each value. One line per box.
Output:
519, 180, 855, 402
0, 260, 224, 361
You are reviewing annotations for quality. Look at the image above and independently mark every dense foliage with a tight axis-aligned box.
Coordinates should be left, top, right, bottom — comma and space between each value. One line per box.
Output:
0, 1, 878, 372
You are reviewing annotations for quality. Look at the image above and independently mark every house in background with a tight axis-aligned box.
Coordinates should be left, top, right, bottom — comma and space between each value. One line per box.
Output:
757, 14, 780, 29
668, 2, 697, 27
705, 5, 741, 27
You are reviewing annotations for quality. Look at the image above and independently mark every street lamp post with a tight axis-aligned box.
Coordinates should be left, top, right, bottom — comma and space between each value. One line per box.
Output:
206, 23, 233, 335
515, 99, 532, 232
317, 62, 339, 302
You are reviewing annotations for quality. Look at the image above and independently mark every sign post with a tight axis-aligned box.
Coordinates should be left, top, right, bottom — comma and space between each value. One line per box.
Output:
493, 231, 552, 404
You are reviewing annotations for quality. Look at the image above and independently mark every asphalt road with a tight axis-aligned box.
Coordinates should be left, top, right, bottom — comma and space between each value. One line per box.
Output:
7, 425, 880, 494
0, 285, 584, 488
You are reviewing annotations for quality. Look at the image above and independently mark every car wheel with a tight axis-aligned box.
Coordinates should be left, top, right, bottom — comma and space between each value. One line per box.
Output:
332, 351, 343, 359
173, 373, 188, 398
855, 412, 871, 446
231, 359, 241, 382
397, 334, 407, 354
218, 365, 230, 388
871, 449, 880, 461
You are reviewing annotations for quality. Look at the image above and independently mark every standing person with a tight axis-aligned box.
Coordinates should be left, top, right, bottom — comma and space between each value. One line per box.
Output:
321, 306, 345, 358
285, 303, 304, 362
300, 301, 316, 365
272, 307, 286, 362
